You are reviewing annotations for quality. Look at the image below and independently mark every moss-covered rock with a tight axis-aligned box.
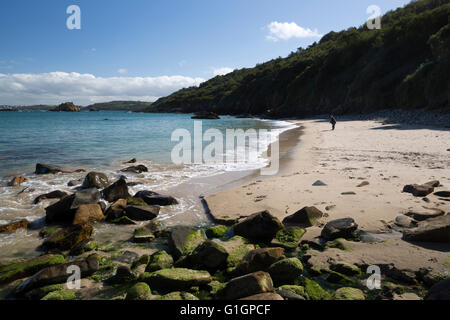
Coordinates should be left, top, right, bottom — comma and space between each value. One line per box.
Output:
139, 268, 212, 292
169, 227, 206, 259
220, 271, 274, 300
207, 280, 227, 296
301, 278, 331, 300
156, 291, 199, 300
133, 227, 155, 243
222, 236, 255, 272
325, 238, 350, 251
41, 289, 78, 300
0, 254, 66, 285
330, 262, 362, 277
42, 223, 94, 251
333, 287, 365, 300
38, 227, 61, 239
110, 216, 137, 225
268, 258, 303, 285
326, 270, 359, 286
126, 197, 147, 206
233, 247, 284, 276
278, 285, 307, 299
132, 254, 151, 269
188, 240, 229, 269
205, 225, 229, 239
146, 251, 174, 272
125, 282, 152, 300
272, 227, 306, 250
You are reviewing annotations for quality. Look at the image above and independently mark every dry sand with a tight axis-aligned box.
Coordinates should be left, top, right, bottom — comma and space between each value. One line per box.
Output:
204, 116, 450, 277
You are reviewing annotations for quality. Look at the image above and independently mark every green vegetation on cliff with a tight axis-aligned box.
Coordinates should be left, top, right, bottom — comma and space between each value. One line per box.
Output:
149, 0, 450, 117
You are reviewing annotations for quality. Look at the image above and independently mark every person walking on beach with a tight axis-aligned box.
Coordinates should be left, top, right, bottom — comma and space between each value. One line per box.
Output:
330, 115, 337, 131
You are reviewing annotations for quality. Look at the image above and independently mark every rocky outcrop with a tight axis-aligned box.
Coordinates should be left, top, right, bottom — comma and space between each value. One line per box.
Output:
402, 215, 450, 242
101, 178, 130, 202
233, 210, 283, 242
403, 181, 440, 197
0, 219, 29, 233
82, 172, 109, 189
283, 206, 323, 227
50, 102, 80, 112
134, 190, 178, 206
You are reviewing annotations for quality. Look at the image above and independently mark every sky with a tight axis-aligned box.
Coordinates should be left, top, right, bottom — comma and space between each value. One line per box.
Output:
0, 0, 411, 106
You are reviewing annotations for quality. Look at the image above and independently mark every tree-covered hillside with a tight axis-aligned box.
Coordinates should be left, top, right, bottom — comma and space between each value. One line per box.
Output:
148, 0, 450, 117
85, 101, 152, 112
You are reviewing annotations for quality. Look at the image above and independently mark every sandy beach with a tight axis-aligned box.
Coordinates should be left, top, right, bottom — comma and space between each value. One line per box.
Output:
205, 113, 450, 281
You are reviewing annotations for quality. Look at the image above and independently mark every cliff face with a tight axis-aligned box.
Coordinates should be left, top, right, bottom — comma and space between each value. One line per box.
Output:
148, 0, 450, 118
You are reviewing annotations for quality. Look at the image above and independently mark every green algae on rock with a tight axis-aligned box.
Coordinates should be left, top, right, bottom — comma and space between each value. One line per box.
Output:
333, 287, 365, 300
125, 282, 152, 300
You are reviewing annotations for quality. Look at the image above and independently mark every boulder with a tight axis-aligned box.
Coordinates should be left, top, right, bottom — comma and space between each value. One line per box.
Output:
283, 206, 323, 227
405, 208, 446, 221
8, 175, 28, 187
271, 227, 306, 250
72, 204, 105, 225
268, 258, 303, 285
188, 240, 229, 269
134, 190, 178, 206
301, 278, 331, 300
425, 279, 450, 300
35, 163, 63, 175
394, 215, 417, 228
146, 250, 174, 272
105, 266, 137, 284
15, 256, 99, 294
105, 199, 127, 221
276, 285, 306, 300
240, 293, 284, 300
125, 158, 137, 164
121, 165, 148, 174
221, 236, 255, 271
221, 271, 274, 300
403, 183, 435, 197
69, 239, 98, 256
0, 254, 66, 285
169, 227, 206, 260
357, 181, 370, 187
402, 215, 450, 242
140, 268, 212, 291
233, 210, 283, 242
133, 227, 156, 243
45, 189, 100, 224
124, 205, 160, 221
156, 292, 199, 300
0, 219, 29, 234
234, 247, 284, 276
125, 282, 152, 300
329, 262, 362, 277
101, 178, 130, 202
33, 190, 68, 204
312, 180, 327, 186
42, 223, 94, 251
333, 287, 365, 300
321, 218, 358, 241
205, 225, 229, 239
82, 172, 109, 189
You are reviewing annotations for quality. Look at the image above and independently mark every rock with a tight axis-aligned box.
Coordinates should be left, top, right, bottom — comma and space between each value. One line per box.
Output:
434, 191, 450, 198
169, 227, 206, 260
205, 225, 229, 239
312, 180, 327, 186
221, 236, 255, 271
146, 250, 174, 272
321, 218, 358, 241
105, 199, 127, 221
333, 287, 365, 300
240, 293, 284, 300
8, 175, 28, 187
425, 180, 440, 188
41, 289, 78, 300
39, 227, 61, 238
341, 191, 356, 195
110, 216, 137, 225
271, 227, 306, 250
134, 190, 178, 206
68, 178, 83, 187
394, 215, 417, 228
403, 184, 435, 197
126, 197, 147, 206
357, 181, 370, 187
42, 223, 94, 251
425, 279, 450, 300
405, 208, 445, 221
156, 292, 199, 300
69, 239, 98, 256
125, 282, 152, 300
276, 285, 306, 300
0, 219, 29, 233
33, 190, 68, 204
35, 163, 63, 175
15, 256, 99, 294
402, 215, 450, 242
394, 292, 421, 300
234, 248, 284, 276
112, 251, 139, 265
301, 278, 331, 300
191, 112, 220, 120
125, 158, 137, 164
329, 262, 361, 276
124, 205, 160, 221
121, 165, 148, 174
50, 102, 80, 112
82, 172, 109, 189
268, 258, 303, 285
72, 204, 104, 225
140, 268, 212, 291
101, 178, 130, 202
105, 266, 137, 284
45, 189, 100, 224
233, 210, 283, 242
283, 206, 323, 227
133, 227, 156, 243
221, 271, 274, 300
188, 240, 229, 269
0, 254, 66, 285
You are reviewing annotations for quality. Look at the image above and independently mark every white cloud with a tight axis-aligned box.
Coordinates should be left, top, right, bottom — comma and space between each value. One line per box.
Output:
0, 72, 205, 106
118, 68, 128, 74
213, 67, 233, 76
266, 21, 322, 41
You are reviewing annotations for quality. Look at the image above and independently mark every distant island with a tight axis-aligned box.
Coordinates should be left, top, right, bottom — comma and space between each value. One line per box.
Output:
0, 101, 153, 113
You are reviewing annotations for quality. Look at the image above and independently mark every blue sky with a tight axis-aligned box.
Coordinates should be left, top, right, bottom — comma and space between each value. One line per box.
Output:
0, 0, 411, 105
